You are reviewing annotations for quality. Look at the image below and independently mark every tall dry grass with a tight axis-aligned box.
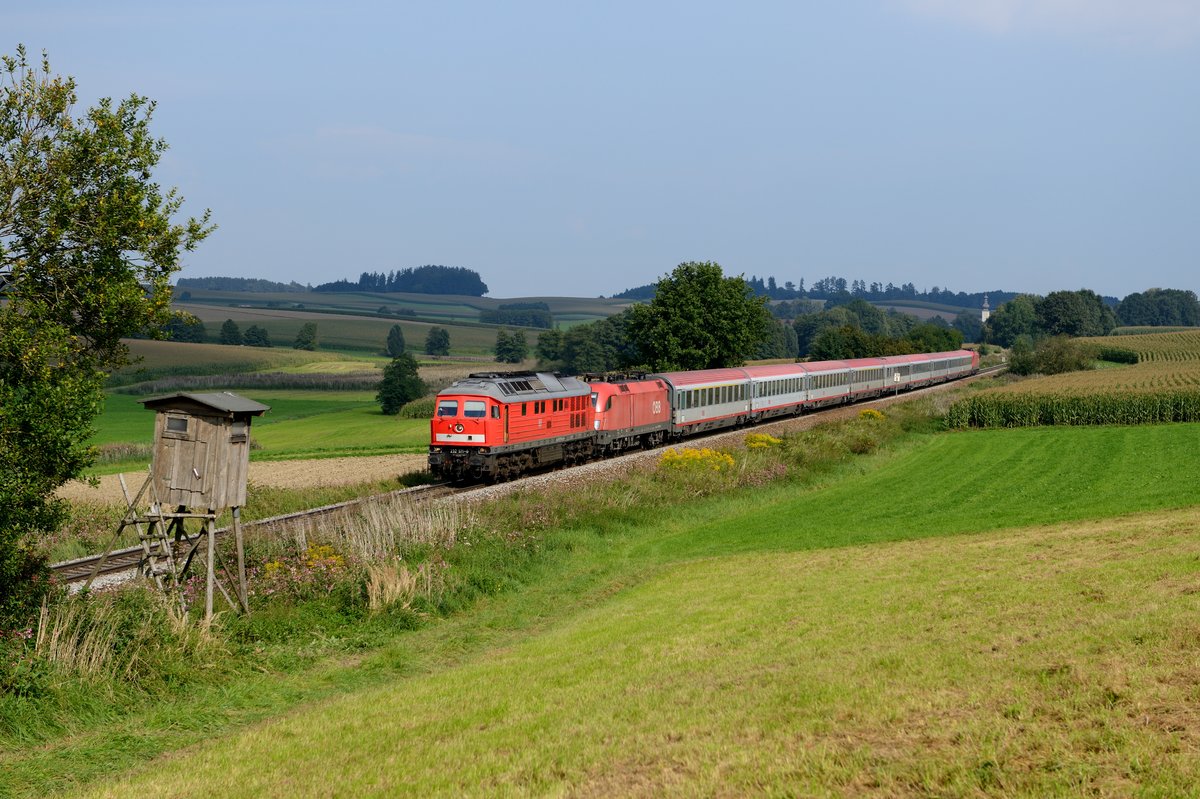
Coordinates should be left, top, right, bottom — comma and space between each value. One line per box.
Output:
34, 589, 223, 683
264, 494, 469, 561
364, 559, 445, 612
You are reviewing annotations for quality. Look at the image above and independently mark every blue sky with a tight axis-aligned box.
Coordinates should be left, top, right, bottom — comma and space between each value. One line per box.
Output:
8, 1, 1199, 299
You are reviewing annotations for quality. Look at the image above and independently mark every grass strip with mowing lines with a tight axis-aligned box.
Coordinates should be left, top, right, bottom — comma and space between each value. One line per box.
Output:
82, 510, 1200, 797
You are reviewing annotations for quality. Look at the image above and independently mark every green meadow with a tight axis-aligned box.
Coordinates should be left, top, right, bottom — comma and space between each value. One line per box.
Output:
91, 389, 428, 466
13, 421, 1200, 797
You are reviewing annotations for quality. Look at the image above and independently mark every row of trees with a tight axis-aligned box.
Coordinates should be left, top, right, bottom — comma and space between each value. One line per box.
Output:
614, 275, 1019, 309
479, 302, 553, 329
386, 324, 452, 357
1115, 288, 1200, 327
220, 320, 272, 347
176, 277, 309, 293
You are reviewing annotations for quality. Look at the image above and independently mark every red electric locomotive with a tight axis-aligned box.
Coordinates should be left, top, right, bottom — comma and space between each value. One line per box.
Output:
586, 375, 671, 454
429, 371, 595, 481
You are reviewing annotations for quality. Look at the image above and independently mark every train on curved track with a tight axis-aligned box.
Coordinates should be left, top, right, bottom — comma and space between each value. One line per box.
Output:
429, 349, 979, 482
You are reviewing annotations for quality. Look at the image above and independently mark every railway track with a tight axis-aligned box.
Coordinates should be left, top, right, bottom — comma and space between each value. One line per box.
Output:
52, 481, 459, 585
52, 365, 1005, 585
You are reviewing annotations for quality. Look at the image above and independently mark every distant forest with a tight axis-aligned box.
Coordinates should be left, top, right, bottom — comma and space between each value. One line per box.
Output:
479, 302, 554, 329
176, 277, 311, 292
314, 265, 488, 296
614, 275, 1022, 309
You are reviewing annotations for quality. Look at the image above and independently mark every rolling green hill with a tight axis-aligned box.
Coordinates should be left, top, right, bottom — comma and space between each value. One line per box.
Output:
20, 421, 1200, 797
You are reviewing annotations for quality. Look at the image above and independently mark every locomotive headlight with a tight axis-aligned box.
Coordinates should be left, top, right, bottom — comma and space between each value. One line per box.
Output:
454, 423, 464, 433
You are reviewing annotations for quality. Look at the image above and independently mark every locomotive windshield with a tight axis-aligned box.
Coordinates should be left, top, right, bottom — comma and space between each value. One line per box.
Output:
463, 400, 487, 418
436, 400, 458, 417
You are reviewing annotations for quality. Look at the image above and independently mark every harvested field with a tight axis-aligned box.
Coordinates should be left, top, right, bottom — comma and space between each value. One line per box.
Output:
57, 454, 428, 506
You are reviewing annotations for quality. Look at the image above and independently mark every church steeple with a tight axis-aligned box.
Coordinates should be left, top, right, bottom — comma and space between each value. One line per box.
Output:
981, 294, 991, 324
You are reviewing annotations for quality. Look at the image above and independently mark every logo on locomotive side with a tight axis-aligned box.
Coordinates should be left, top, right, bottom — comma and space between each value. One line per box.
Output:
652, 400, 662, 414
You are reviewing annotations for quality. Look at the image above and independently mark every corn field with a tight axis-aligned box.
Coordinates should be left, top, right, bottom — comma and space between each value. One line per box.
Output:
950, 331, 1200, 428
948, 391, 1200, 427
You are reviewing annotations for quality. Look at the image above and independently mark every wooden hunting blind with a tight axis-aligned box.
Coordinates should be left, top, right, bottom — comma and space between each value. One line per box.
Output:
82, 392, 271, 621
140, 392, 270, 511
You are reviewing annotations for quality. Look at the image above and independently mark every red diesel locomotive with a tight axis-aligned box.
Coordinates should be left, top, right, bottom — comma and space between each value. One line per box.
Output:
428, 372, 596, 481
429, 349, 978, 482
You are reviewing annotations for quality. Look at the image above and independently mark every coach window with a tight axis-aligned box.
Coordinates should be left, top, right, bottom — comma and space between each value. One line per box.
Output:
437, 400, 458, 417
464, 400, 486, 418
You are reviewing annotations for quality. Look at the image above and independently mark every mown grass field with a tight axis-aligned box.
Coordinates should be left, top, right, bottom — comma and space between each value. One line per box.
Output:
31, 422, 1200, 798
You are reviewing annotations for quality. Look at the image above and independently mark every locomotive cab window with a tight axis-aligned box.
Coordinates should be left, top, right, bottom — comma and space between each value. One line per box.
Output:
491, 405, 501, 419
464, 400, 486, 418
437, 400, 459, 417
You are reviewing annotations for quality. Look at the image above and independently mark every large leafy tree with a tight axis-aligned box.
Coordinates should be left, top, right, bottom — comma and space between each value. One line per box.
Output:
627, 261, 770, 371
243, 324, 272, 348
386, 324, 406, 357
494, 329, 528, 364
0, 46, 212, 623
376, 353, 425, 415
984, 294, 1039, 347
293, 322, 318, 350
424, 326, 450, 356
1036, 289, 1116, 338
219, 319, 243, 345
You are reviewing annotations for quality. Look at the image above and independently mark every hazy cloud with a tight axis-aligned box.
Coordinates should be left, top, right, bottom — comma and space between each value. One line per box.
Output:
897, 0, 1200, 47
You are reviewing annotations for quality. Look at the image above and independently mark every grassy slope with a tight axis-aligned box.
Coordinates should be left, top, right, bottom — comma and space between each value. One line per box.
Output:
52, 423, 1200, 797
